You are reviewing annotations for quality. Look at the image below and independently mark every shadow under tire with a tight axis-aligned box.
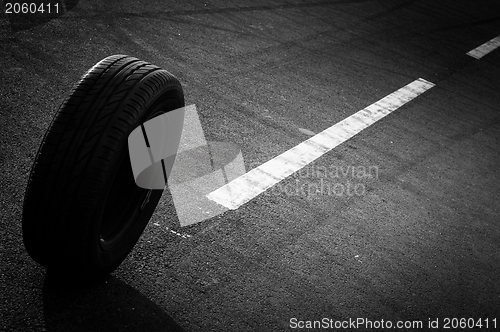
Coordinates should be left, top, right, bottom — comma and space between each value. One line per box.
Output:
22, 54, 184, 282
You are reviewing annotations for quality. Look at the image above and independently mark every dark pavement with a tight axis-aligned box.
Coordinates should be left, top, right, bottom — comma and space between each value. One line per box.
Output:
1, 0, 500, 331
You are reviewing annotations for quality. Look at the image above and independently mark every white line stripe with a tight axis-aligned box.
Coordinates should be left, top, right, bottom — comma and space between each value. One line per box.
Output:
206, 78, 435, 210
467, 36, 500, 59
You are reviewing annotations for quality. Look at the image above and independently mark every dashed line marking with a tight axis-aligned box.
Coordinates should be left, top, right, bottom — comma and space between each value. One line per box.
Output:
154, 223, 192, 238
169, 229, 192, 239
467, 36, 500, 59
206, 78, 435, 210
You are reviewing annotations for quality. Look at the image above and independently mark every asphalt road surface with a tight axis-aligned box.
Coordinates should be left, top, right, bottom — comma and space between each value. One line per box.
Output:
1, 0, 500, 331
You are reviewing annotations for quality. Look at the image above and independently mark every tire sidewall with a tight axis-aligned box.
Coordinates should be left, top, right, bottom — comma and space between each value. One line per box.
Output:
86, 82, 184, 278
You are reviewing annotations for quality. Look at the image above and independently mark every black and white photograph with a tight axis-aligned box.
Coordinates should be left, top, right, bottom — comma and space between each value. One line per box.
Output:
1, 0, 499, 331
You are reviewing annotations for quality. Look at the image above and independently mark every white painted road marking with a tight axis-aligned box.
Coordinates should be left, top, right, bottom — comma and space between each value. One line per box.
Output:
206, 78, 435, 210
467, 36, 500, 59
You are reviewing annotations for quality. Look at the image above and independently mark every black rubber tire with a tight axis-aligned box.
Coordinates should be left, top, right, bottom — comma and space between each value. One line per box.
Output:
22, 55, 184, 282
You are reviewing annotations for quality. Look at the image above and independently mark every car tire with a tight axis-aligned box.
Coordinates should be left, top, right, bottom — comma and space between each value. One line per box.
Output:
22, 54, 184, 283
